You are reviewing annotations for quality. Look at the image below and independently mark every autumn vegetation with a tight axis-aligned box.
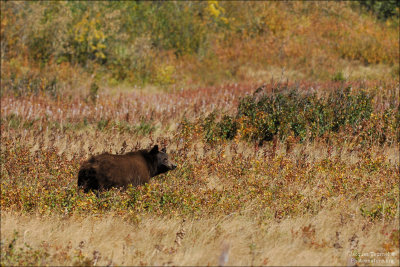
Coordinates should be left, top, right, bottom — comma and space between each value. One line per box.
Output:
1, 1, 399, 266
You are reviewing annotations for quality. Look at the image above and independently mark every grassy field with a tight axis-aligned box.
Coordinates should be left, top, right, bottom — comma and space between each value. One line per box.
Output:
1, 1, 399, 266
1, 81, 399, 266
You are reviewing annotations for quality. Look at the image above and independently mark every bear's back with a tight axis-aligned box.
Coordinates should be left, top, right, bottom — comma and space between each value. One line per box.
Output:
84, 151, 151, 189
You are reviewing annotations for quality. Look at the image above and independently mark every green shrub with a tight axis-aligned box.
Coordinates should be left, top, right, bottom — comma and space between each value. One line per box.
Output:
135, 120, 156, 135
217, 115, 238, 140
97, 118, 109, 131
202, 112, 237, 142
332, 71, 346, 82
202, 112, 219, 143
89, 82, 99, 104
202, 86, 378, 144
356, 0, 399, 20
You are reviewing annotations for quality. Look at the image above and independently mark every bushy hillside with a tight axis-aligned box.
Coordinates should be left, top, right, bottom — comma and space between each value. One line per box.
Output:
1, 1, 399, 95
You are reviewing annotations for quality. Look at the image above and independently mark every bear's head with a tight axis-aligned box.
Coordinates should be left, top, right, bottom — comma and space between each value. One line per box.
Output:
150, 145, 177, 176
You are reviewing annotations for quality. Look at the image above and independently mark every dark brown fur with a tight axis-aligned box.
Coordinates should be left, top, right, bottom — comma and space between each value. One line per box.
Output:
78, 145, 176, 192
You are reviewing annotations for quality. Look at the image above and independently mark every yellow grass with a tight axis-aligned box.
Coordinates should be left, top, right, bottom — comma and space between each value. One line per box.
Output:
2, 204, 398, 266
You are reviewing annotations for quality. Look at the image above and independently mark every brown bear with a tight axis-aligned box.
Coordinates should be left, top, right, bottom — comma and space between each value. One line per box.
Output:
78, 145, 176, 192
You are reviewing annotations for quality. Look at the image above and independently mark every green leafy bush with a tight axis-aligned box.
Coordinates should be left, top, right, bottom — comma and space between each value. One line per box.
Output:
204, 86, 378, 144
357, 0, 399, 20
202, 112, 237, 143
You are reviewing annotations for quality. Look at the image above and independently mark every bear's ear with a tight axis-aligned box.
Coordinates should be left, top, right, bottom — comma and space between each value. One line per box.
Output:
161, 147, 166, 153
150, 145, 159, 154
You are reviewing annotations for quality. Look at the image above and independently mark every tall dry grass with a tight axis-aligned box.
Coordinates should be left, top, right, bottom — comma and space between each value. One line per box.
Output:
2, 205, 399, 266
